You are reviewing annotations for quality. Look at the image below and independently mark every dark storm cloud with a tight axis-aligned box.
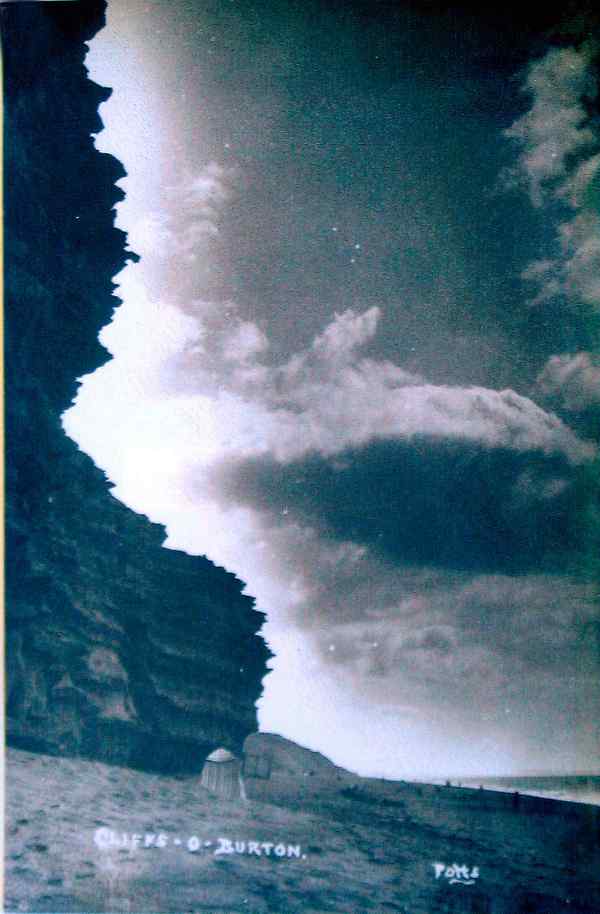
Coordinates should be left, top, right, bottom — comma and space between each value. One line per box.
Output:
169, 280, 598, 746
169, 305, 595, 577
208, 436, 587, 574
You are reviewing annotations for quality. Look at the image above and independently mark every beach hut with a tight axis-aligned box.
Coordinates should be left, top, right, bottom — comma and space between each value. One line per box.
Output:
201, 747, 245, 800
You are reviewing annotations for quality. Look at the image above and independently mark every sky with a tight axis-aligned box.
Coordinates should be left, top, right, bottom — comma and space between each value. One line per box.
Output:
64, 0, 600, 778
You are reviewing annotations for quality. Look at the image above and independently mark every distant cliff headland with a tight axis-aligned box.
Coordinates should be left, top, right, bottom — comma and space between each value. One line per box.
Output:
3, 0, 270, 773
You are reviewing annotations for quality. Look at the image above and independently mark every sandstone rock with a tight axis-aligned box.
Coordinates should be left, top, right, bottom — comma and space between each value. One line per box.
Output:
3, 0, 271, 774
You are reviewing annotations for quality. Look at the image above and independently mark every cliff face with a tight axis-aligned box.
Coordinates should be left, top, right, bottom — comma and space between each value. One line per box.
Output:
3, 1, 270, 773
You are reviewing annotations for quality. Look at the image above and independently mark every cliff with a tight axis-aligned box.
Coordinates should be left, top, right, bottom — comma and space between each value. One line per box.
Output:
2, 0, 271, 773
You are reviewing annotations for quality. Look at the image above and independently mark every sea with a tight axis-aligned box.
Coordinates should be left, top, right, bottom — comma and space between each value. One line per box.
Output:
449, 774, 600, 807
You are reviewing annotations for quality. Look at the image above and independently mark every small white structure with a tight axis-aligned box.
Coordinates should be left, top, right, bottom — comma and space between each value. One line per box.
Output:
201, 747, 245, 800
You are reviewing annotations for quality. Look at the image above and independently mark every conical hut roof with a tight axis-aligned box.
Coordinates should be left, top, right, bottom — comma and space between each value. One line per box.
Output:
206, 747, 236, 763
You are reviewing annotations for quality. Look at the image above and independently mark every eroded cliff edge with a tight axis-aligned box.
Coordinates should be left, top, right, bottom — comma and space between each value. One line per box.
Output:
3, 0, 271, 773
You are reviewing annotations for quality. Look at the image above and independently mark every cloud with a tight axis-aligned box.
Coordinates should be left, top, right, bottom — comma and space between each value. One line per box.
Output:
125, 161, 236, 308
260, 538, 600, 769
503, 45, 597, 208
558, 210, 600, 310
303, 566, 599, 705
503, 38, 600, 465
207, 436, 586, 575
149, 299, 596, 764
351, 573, 599, 716
557, 150, 600, 208
537, 351, 600, 413
504, 43, 600, 320
523, 205, 600, 316
222, 321, 269, 363
163, 305, 593, 464
128, 162, 230, 258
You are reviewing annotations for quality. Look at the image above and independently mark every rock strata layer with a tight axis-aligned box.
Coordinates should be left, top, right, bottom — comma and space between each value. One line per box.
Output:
3, 0, 270, 773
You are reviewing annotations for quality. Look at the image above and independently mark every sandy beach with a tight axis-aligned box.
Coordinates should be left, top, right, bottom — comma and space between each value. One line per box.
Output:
5, 744, 600, 913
